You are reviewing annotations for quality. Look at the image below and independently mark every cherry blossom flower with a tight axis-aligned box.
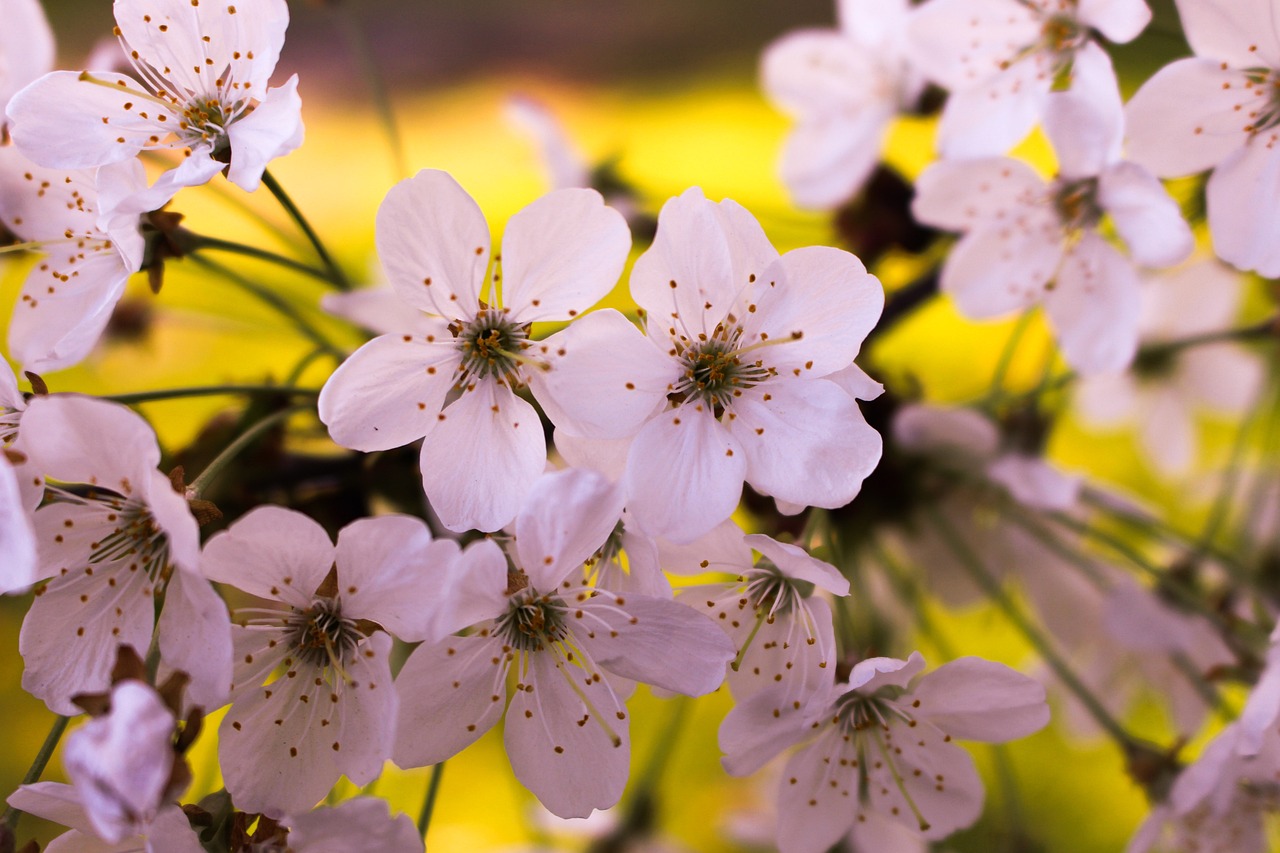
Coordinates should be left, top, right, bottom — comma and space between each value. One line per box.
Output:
760, 0, 924, 208
7, 783, 203, 853
532, 187, 884, 543
202, 506, 458, 817
276, 798, 423, 853
913, 58, 1192, 374
17, 394, 231, 715
6, 0, 302, 220
907, 0, 1150, 157
720, 652, 1049, 851
1074, 261, 1266, 476
0, 147, 147, 373
675, 533, 847, 704
318, 169, 630, 533
1125, 0, 1280, 275
0, 0, 54, 131
0, 449, 36, 593
394, 468, 735, 818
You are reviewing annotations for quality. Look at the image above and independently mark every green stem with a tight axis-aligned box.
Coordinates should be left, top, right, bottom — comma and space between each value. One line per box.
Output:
191, 255, 346, 358
1, 715, 71, 832
106, 384, 319, 405
1140, 317, 1276, 360
261, 170, 351, 291
417, 762, 446, 841
188, 235, 334, 285
927, 507, 1140, 750
189, 406, 307, 498
984, 309, 1035, 402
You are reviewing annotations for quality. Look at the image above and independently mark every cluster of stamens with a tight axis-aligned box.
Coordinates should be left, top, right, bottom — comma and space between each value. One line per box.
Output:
284, 598, 362, 672
454, 308, 533, 388
50, 488, 173, 582
672, 326, 773, 411
1242, 69, 1280, 136
495, 589, 569, 653
1051, 177, 1103, 233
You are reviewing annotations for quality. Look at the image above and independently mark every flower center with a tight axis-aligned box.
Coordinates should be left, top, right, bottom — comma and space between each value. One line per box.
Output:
1243, 68, 1280, 135
834, 687, 909, 734
285, 598, 362, 670
0, 408, 21, 445
672, 329, 773, 411
179, 94, 247, 157
1052, 177, 1103, 232
495, 589, 569, 652
453, 309, 531, 388
1041, 13, 1084, 56
46, 486, 173, 582
744, 567, 807, 617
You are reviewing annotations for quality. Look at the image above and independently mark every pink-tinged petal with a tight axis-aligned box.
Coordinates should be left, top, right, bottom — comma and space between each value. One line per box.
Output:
319, 334, 460, 453
775, 731, 858, 853
504, 651, 630, 818
1044, 235, 1141, 375
7, 71, 159, 169
746, 534, 849, 595
575, 592, 734, 695
630, 187, 736, 339
780, 112, 890, 210
906, 0, 1041, 91
28, 502, 115, 585
1078, 0, 1151, 42
1071, 371, 1139, 426
1239, 654, 1280, 756
893, 403, 1000, 459
848, 810, 928, 853
9, 253, 131, 375
1172, 0, 1280, 66
912, 157, 1045, 232
1178, 345, 1265, 413
719, 685, 830, 777
0, 0, 53, 118
7, 783, 95, 836
838, 0, 912, 44
226, 76, 305, 192
1140, 259, 1243, 339
430, 539, 510, 641
331, 633, 399, 787
322, 287, 448, 338
1206, 139, 1280, 277
515, 468, 625, 590
284, 798, 423, 853
0, 456, 37, 594
749, 247, 884, 376
20, 395, 157, 490
935, 57, 1053, 158
393, 634, 507, 769
986, 454, 1081, 511
419, 382, 544, 533
850, 652, 928, 692
336, 515, 458, 642
623, 405, 745, 544
714, 197, 783, 292
729, 378, 881, 511
377, 170, 489, 319
20, 564, 155, 715
505, 95, 591, 190
1136, 388, 1196, 475
762, 30, 874, 116
200, 506, 334, 607
529, 310, 675, 441
911, 657, 1049, 741
502, 188, 630, 324
145, 468, 199, 574
554, 431, 632, 482
723, 594, 837, 704
655, 518, 751, 575
865, 724, 985, 840
1044, 43, 1124, 179
143, 808, 205, 853
95, 147, 224, 225
46, 830, 146, 853
604, 528, 671, 597
1124, 59, 1252, 178
0, 360, 23, 410
1099, 162, 1193, 268
156, 569, 232, 712
826, 362, 884, 400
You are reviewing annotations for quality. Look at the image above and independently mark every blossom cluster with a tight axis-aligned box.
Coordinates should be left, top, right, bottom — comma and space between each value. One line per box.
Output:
0, 0, 1276, 851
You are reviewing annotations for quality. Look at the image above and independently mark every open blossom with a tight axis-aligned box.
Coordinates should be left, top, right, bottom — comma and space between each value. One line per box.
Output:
394, 468, 735, 818
760, 0, 924, 208
274, 798, 423, 853
18, 394, 231, 715
0, 0, 54, 130
6, 0, 302, 221
202, 507, 458, 817
913, 57, 1192, 375
0, 148, 147, 373
532, 187, 884, 543
1125, 0, 1280, 275
319, 169, 630, 533
907, 0, 1150, 157
1074, 261, 1266, 476
7, 784, 202, 853
720, 653, 1049, 851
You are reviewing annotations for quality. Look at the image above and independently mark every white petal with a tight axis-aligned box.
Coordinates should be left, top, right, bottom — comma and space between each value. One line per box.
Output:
143, 808, 205, 853
838, 0, 912, 44
145, 468, 200, 574
377, 170, 489, 318
911, 657, 1049, 741
529, 310, 674, 440
781, 113, 889, 209
0, 456, 37, 594
1078, 0, 1151, 42
501, 189, 631, 324
553, 431, 632, 482
336, 514, 458, 642
1043, 43, 1124, 179
226, 76, 305, 191
865, 721, 985, 840
1138, 388, 1197, 475
775, 732, 857, 853
906, 0, 1041, 92
504, 95, 591, 190
623, 405, 745, 544
1206, 139, 1280, 277
655, 517, 752, 575
7, 71, 158, 169
318, 334, 460, 452
1099, 162, 1194, 268
1179, 345, 1264, 413
761, 30, 875, 116
826, 362, 884, 401
892, 403, 999, 459
849, 652, 926, 692
935, 57, 1052, 158
718, 685, 829, 777
575, 592, 734, 695
723, 594, 838, 704
419, 382, 545, 533
986, 454, 1081, 512
321, 287, 448, 338
1043, 235, 1141, 375
9, 253, 131, 374
94, 148, 224, 225
504, 651, 631, 819
6, 783, 95, 836
393, 634, 507, 768
284, 798, 423, 853
20, 394, 158, 490
429, 539, 511, 641
912, 157, 1045, 232
746, 534, 849, 594
1124, 59, 1252, 177
1172, 0, 1280, 66
515, 468, 625, 591
200, 505, 334, 606
729, 378, 881, 510
156, 569, 232, 712
0, 0, 53, 117
1071, 371, 1139, 426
